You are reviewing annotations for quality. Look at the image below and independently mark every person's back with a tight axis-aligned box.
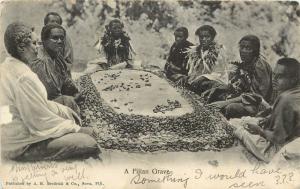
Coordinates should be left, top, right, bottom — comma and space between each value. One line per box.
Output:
265, 85, 300, 145
0, 57, 38, 108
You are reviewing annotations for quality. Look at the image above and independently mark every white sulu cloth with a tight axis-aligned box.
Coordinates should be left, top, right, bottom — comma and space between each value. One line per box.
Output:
229, 117, 280, 163
270, 137, 300, 168
0, 57, 81, 159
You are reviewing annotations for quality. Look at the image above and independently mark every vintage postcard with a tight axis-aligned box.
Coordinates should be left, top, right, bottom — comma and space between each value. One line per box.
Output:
0, 0, 300, 188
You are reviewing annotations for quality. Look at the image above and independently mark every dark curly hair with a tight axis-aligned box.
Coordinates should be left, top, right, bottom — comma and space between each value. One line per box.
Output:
4, 22, 32, 59
41, 23, 66, 42
277, 57, 300, 79
174, 27, 189, 39
107, 19, 124, 30
195, 25, 217, 39
44, 12, 63, 25
239, 35, 260, 57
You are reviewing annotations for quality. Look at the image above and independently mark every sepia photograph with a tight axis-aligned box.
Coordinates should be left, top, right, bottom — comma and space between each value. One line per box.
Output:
0, 0, 300, 188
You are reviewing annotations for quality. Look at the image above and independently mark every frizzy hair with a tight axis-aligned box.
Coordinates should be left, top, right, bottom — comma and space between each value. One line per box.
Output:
195, 25, 217, 39
4, 22, 32, 59
44, 12, 63, 25
41, 23, 66, 42
174, 27, 189, 39
239, 35, 260, 57
277, 57, 300, 79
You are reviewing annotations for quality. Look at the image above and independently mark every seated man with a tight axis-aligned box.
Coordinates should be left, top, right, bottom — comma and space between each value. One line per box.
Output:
204, 35, 272, 119
164, 27, 193, 85
230, 58, 300, 163
1, 22, 100, 161
29, 24, 80, 113
185, 25, 228, 94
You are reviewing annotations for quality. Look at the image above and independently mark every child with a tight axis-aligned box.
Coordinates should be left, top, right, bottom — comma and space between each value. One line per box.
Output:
164, 27, 194, 86
100, 19, 135, 68
85, 19, 136, 74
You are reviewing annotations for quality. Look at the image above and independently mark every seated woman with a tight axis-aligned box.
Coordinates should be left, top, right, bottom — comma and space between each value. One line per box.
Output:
29, 24, 81, 114
164, 27, 194, 85
185, 25, 228, 94
0, 22, 100, 161
43, 12, 74, 67
204, 35, 272, 119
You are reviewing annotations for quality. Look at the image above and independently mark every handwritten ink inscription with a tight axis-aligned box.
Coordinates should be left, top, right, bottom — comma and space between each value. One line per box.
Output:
4, 162, 105, 188
3, 163, 297, 188
130, 173, 190, 189
127, 164, 297, 189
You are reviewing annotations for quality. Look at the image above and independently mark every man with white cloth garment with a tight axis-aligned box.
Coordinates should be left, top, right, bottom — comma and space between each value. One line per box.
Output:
229, 57, 300, 166
0, 22, 101, 161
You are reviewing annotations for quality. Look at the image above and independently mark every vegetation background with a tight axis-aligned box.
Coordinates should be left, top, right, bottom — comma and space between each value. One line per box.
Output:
0, 0, 299, 72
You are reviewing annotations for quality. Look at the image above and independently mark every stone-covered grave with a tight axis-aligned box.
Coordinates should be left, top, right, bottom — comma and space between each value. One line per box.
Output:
76, 69, 234, 152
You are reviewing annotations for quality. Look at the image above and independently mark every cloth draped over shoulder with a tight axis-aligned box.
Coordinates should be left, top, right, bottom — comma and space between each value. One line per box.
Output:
32, 46, 78, 100
265, 86, 300, 144
186, 42, 229, 84
64, 35, 74, 66
38, 35, 73, 68
227, 56, 272, 102
0, 57, 80, 159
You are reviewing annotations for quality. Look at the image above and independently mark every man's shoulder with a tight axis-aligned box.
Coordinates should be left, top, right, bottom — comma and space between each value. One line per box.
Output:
277, 87, 300, 106
1, 57, 32, 78
278, 92, 293, 102
284, 86, 300, 99
28, 58, 47, 72
3, 58, 42, 87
